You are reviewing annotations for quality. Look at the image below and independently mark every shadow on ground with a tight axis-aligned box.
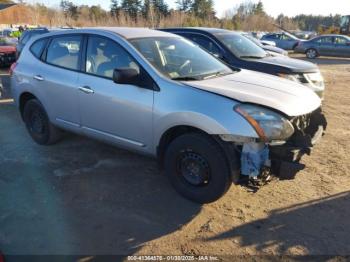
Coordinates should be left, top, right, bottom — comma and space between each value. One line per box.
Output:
0, 101, 201, 255
205, 191, 350, 255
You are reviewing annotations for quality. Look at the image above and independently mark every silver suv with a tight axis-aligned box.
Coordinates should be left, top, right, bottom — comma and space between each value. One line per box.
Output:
11, 28, 327, 203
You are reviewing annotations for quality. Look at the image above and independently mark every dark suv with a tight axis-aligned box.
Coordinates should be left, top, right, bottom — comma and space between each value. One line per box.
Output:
16, 28, 49, 57
161, 28, 325, 98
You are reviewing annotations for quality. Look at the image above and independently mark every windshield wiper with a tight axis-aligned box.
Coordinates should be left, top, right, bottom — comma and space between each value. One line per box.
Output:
239, 55, 265, 59
171, 76, 201, 81
203, 71, 233, 80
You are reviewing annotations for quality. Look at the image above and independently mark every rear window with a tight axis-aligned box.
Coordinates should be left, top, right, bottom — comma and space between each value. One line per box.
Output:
30, 39, 47, 59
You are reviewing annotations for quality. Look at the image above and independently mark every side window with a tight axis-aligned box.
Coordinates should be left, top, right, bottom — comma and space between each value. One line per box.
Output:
265, 34, 279, 40
30, 39, 47, 59
46, 35, 81, 70
316, 37, 333, 44
86, 36, 139, 79
188, 35, 221, 57
281, 34, 292, 40
334, 37, 348, 45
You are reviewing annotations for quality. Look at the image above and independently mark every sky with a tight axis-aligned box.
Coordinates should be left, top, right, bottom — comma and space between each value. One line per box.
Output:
33, 0, 350, 18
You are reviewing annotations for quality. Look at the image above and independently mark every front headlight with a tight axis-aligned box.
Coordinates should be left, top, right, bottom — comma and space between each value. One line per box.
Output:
278, 73, 303, 83
235, 104, 294, 142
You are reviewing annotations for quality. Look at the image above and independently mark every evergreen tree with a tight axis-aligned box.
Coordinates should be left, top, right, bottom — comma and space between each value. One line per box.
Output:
152, 0, 169, 17
141, 0, 151, 18
60, 0, 79, 20
253, 1, 265, 15
191, 0, 215, 19
111, 0, 121, 17
121, 0, 142, 20
176, 0, 193, 12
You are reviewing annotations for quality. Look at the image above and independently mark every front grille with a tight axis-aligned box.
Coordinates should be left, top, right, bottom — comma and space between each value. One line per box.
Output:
0, 52, 16, 64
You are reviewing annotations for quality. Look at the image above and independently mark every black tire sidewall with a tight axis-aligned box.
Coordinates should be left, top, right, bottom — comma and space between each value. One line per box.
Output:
23, 99, 51, 145
164, 133, 232, 203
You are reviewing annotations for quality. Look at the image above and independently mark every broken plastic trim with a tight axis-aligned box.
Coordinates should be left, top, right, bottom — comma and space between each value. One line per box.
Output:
219, 134, 257, 143
219, 134, 286, 146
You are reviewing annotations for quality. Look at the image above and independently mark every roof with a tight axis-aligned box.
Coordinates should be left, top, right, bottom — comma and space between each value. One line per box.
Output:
161, 27, 234, 35
315, 34, 350, 37
87, 27, 177, 39
0, 3, 16, 11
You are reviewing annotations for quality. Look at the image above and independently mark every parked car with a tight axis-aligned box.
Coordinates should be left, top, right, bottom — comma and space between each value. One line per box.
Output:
160, 28, 325, 98
0, 36, 16, 67
16, 27, 49, 57
295, 34, 350, 58
259, 39, 276, 47
11, 28, 326, 203
241, 33, 288, 56
261, 32, 303, 50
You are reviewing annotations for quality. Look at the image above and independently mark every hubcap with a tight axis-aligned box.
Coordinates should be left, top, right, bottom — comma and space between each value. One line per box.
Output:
177, 151, 210, 186
30, 110, 45, 134
308, 50, 316, 58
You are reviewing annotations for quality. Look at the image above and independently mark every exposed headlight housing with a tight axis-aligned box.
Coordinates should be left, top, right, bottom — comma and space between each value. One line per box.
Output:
278, 73, 305, 83
235, 104, 294, 143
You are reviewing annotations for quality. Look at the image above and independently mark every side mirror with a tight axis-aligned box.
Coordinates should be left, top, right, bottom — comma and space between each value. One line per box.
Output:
113, 68, 140, 85
346, 42, 350, 46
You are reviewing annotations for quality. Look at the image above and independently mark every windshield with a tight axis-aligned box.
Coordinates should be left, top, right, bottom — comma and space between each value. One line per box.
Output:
130, 37, 232, 81
243, 34, 263, 47
216, 33, 267, 59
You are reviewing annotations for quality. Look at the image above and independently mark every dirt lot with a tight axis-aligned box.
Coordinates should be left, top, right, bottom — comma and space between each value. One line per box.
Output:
1, 55, 350, 259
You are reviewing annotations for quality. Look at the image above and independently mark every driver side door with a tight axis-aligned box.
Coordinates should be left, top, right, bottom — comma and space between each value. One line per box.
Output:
77, 35, 155, 153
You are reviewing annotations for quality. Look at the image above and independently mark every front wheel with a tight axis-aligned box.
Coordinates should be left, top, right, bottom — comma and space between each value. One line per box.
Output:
164, 133, 233, 203
306, 48, 318, 59
23, 99, 62, 145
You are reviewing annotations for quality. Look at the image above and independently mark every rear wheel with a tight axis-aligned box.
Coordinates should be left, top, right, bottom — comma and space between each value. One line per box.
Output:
306, 48, 318, 59
23, 99, 62, 145
164, 133, 233, 203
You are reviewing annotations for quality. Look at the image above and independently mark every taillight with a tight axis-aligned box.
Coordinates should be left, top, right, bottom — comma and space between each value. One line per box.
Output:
9, 62, 17, 76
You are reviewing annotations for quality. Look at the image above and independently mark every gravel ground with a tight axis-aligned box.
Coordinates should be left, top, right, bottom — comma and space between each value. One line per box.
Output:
0, 55, 349, 260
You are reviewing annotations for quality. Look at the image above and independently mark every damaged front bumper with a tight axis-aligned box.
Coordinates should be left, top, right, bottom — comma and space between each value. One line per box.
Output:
269, 107, 327, 179
220, 108, 327, 181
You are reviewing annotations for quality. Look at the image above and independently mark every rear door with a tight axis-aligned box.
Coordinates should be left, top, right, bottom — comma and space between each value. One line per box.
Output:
316, 36, 335, 56
38, 34, 82, 129
77, 35, 154, 152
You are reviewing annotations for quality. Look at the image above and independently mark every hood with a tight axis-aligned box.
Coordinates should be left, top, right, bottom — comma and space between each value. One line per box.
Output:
253, 55, 318, 73
186, 69, 321, 117
0, 46, 16, 53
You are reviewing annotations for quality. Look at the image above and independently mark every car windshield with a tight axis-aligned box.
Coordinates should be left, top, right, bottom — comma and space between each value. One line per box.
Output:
215, 33, 267, 59
130, 37, 232, 81
243, 34, 263, 47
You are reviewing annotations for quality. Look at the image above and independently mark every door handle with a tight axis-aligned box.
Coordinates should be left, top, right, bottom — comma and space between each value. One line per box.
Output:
79, 86, 94, 94
33, 75, 44, 81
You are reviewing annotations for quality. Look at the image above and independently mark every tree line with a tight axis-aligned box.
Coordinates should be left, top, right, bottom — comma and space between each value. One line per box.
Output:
0, 0, 343, 33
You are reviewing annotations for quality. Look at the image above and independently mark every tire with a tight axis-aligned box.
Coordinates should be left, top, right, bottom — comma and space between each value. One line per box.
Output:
23, 99, 62, 145
164, 133, 233, 203
306, 48, 318, 59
